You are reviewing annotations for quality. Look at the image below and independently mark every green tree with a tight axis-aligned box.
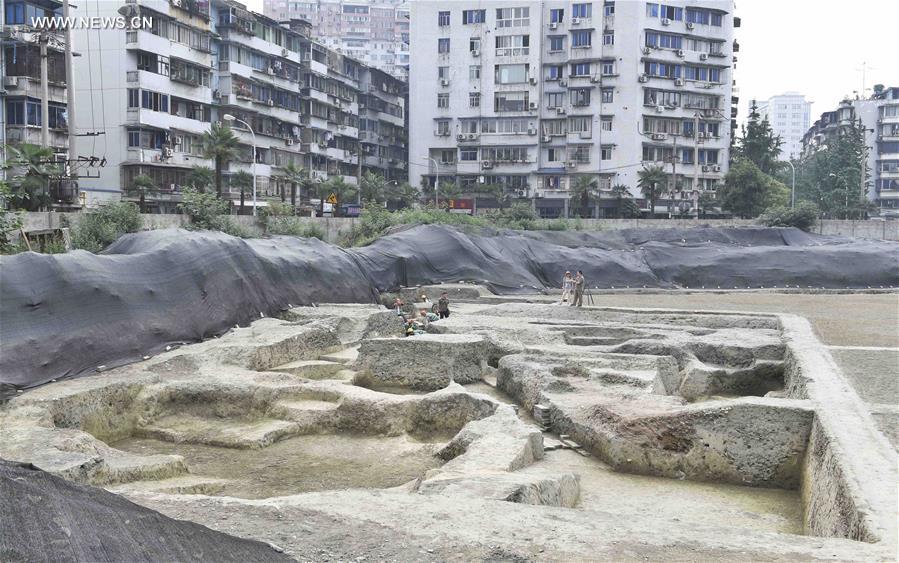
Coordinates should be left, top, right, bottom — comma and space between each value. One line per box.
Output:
719, 158, 789, 218
610, 184, 632, 218
734, 101, 783, 175
282, 163, 305, 208
570, 175, 599, 218
800, 120, 872, 219
436, 180, 463, 204
178, 187, 228, 230
201, 122, 240, 198
230, 170, 254, 214
360, 171, 388, 203
0, 182, 24, 253
5, 143, 60, 211
389, 182, 420, 208
185, 166, 214, 193
324, 176, 357, 217
126, 174, 158, 213
474, 183, 508, 210
637, 165, 667, 218
697, 191, 718, 218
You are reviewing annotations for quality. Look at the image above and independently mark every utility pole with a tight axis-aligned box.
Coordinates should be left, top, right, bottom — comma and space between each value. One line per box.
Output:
63, 0, 76, 167
669, 133, 678, 218
693, 113, 700, 216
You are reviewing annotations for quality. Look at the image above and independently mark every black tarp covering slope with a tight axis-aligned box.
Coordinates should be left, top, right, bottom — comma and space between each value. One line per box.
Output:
0, 459, 292, 562
2, 225, 897, 394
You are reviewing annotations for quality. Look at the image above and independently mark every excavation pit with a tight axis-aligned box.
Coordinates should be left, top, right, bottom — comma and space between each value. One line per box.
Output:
111, 433, 444, 500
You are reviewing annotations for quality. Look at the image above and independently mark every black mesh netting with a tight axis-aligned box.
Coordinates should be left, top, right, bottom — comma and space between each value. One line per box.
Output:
2, 225, 896, 395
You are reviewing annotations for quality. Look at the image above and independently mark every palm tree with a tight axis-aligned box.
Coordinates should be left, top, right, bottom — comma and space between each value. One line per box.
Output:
360, 171, 388, 203
126, 174, 158, 213
282, 163, 305, 208
185, 166, 214, 193
230, 170, 254, 214
570, 175, 599, 218
201, 121, 240, 198
390, 182, 420, 209
5, 143, 58, 211
610, 184, 631, 218
637, 165, 668, 218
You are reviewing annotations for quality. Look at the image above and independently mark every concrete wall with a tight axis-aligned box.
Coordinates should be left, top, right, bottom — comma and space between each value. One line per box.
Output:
19, 212, 899, 242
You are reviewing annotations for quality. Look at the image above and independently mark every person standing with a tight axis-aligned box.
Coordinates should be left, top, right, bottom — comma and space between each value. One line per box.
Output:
561, 271, 574, 304
571, 270, 586, 307
437, 292, 451, 319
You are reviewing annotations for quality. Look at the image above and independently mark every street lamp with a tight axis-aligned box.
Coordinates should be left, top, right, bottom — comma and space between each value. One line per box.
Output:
423, 156, 439, 207
222, 114, 257, 216
785, 160, 796, 208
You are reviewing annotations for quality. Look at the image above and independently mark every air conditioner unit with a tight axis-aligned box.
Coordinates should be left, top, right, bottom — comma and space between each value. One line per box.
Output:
712, 165, 721, 172
590, 76, 600, 83
541, 135, 551, 143
661, 18, 671, 26
566, 161, 577, 168
556, 107, 566, 115
571, 17, 581, 25
528, 126, 537, 135
638, 74, 649, 83
702, 165, 710, 172
699, 53, 708, 61
268, 99, 275, 106
528, 101, 538, 110
471, 50, 480, 57
529, 77, 537, 85
3, 77, 18, 88
467, 133, 477, 140
172, 135, 183, 146
559, 80, 567, 87
170, 183, 177, 191
676, 49, 685, 57
549, 22, 558, 30
651, 133, 667, 141
656, 105, 665, 113
286, 138, 294, 146
641, 46, 651, 55
457, 133, 466, 141
162, 147, 174, 158
441, 79, 449, 87
281, 48, 289, 57
481, 160, 494, 169
674, 78, 684, 87
516, 189, 526, 197
686, 22, 695, 30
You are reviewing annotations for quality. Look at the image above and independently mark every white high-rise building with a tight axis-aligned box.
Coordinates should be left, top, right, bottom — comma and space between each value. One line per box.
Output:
410, 1, 737, 218
756, 93, 811, 161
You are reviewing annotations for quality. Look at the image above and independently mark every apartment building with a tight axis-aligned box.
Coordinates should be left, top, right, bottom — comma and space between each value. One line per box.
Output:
409, 1, 737, 218
71, 0, 407, 211
801, 86, 899, 211
262, 0, 410, 80
756, 92, 811, 161
1, 0, 78, 208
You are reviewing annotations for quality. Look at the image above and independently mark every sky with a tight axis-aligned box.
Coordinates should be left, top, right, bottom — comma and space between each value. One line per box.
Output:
244, 0, 898, 126
733, 0, 898, 127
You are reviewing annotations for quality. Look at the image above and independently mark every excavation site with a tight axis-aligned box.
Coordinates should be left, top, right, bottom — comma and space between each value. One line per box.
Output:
1, 227, 897, 561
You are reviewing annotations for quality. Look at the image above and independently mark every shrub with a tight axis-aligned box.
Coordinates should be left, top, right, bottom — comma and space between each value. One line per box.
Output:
758, 202, 819, 231
266, 217, 326, 240
178, 187, 229, 230
0, 197, 24, 254
72, 202, 143, 252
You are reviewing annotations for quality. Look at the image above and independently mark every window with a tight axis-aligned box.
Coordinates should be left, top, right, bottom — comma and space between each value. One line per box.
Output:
437, 93, 449, 108
644, 62, 681, 79
547, 148, 563, 162
462, 9, 486, 24
601, 146, 613, 160
573, 3, 592, 18
127, 88, 140, 108
481, 118, 530, 134
569, 116, 590, 134
470, 92, 481, 107
571, 88, 591, 106
544, 119, 566, 135
481, 146, 529, 162
572, 30, 592, 48
550, 8, 564, 23
461, 149, 478, 161
570, 62, 591, 77
494, 91, 528, 112
546, 65, 563, 80
438, 11, 450, 26
496, 7, 529, 28
460, 119, 478, 134
140, 89, 169, 112
436, 120, 450, 135
601, 61, 615, 75
438, 38, 450, 54
549, 36, 565, 52
711, 13, 722, 26
440, 149, 456, 165
603, 33, 614, 45
495, 64, 528, 84
128, 130, 140, 147
568, 145, 591, 163
601, 88, 614, 103
604, 2, 615, 16
438, 66, 449, 80
601, 117, 613, 131
685, 9, 709, 25
496, 35, 530, 57
470, 38, 481, 52
468, 64, 482, 80
546, 92, 564, 108
681, 148, 694, 164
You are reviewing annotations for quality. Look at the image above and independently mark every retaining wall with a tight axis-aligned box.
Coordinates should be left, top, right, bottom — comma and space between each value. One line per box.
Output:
19, 212, 899, 242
